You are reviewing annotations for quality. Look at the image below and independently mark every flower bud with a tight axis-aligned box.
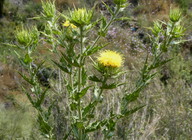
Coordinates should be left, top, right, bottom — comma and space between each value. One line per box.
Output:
152, 21, 163, 36
16, 29, 31, 46
16, 27, 39, 46
70, 8, 93, 27
172, 25, 185, 38
42, 1, 56, 19
169, 9, 182, 22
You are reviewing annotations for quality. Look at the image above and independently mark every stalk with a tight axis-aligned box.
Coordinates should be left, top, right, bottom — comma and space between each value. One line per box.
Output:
91, 6, 120, 49
86, 76, 107, 126
69, 70, 73, 89
78, 26, 84, 140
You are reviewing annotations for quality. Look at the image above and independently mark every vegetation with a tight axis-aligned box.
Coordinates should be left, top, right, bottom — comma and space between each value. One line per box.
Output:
0, 0, 192, 140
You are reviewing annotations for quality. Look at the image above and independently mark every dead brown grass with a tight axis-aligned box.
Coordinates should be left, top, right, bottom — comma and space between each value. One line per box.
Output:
134, 0, 179, 26
33, 0, 79, 7
0, 63, 21, 101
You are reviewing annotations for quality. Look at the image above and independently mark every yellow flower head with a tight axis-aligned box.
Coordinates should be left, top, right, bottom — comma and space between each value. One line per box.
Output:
63, 20, 77, 29
97, 50, 123, 68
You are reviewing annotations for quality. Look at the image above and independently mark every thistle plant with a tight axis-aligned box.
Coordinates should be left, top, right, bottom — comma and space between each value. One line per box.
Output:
12, 0, 185, 139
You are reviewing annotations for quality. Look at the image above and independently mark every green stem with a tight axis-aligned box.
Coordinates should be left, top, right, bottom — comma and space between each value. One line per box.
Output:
78, 26, 84, 140
86, 76, 107, 126
166, 22, 175, 46
91, 6, 120, 49
70, 72, 73, 89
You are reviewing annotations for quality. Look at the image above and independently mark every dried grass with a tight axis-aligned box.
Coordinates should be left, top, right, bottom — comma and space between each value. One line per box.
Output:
33, 0, 79, 6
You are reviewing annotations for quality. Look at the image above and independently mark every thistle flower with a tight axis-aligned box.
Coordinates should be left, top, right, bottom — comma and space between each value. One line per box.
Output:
41, 0, 56, 19
151, 21, 163, 36
16, 27, 39, 46
63, 21, 77, 29
97, 50, 123, 68
70, 8, 93, 27
169, 9, 182, 22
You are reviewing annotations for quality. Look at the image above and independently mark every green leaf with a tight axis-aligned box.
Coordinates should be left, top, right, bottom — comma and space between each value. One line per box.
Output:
115, 17, 131, 21
101, 16, 107, 29
102, 83, 117, 89
82, 67, 87, 86
90, 45, 108, 56
61, 52, 80, 67
82, 101, 96, 117
149, 58, 173, 71
21, 86, 34, 106
102, 83, 124, 89
85, 119, 109, 133
76, 121, 84, 129
145, 72, 157, 85
170, 40, 187, 45
70, 102, 78, 111
89, 75, 102, 82
75, 86, 92, 100
52, 60, 71, 74
36, 87, 49, 107
2, 43, 18, 48
23, 53, 32, 64
121, 85, 145, 114
33, 61, 46, 76
83, 43, 108, 56
102, 1, 114, 16
122, 105, 145, 117
124, 90, 140, 103
85, 121, 101, 133
98, 29, 107, 37
37, 113, 52, 136
19, 72, 35, 85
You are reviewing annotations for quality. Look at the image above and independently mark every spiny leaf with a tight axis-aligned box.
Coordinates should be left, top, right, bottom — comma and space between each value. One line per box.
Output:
122, 105, 145, 117
36, 87, 49, 107
82, 67, 87, 86
74, 86, 92, 100
61, 52, 80, 67
38, 113, 52, 136
102, 1, 114, 16
21, 86, 34, 106
83, 43, 108, 56
82, 101, 96, 117
102, 82, 124, 89
23, 53, 32, 64
89, 75, 102, 82
52, 60, 71, 74
19, 72, 35, 85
